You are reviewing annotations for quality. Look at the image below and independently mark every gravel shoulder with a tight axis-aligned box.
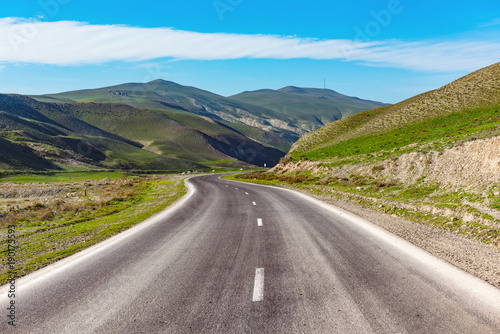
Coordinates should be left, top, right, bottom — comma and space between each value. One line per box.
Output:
299, 188, 500, 289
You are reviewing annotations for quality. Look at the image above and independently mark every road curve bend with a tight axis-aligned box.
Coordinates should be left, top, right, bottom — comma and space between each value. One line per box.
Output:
1, 174, 499, 333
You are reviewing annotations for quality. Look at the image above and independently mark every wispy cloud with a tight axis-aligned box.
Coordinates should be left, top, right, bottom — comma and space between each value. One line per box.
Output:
478, 18, 500, 28
0, 18, 499, 72
135, 62, 162, 69
0, 65, 4, 71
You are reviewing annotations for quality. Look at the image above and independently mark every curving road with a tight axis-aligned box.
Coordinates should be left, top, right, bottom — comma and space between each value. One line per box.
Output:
1, 174, 500, 333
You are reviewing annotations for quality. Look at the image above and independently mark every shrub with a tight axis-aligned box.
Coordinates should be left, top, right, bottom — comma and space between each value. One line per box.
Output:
279, 156, 293, 166
236, 172, 276, 181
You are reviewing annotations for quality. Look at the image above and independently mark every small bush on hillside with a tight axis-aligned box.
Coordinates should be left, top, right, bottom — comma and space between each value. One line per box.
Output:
236, 172, 276, 180
372, 165, 385, 173
279, 156, 293, 166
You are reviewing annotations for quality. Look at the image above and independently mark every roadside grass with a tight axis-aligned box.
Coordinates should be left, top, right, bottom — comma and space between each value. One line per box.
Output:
0, 171, 127, 183
202, 159, 237, 165
226, 173, 500, 247
0, 175, 187, 284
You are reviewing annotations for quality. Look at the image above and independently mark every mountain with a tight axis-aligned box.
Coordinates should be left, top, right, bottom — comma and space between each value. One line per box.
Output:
230, 86, 388, 132
31, 80, 389, 149
31, 80, 301, 150
5, 79, 390, 172
0, 94, 284, 171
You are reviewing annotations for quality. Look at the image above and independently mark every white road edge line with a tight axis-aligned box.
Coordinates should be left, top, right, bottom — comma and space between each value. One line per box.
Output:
252, 268, 265, 302
252, 201, 257, 206
257, 218, 263, 226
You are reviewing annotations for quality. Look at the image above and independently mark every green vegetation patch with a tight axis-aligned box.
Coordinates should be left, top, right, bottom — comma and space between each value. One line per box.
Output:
0, 175, 187, 284
0, 171, 126, 183
294, 107, 500, 163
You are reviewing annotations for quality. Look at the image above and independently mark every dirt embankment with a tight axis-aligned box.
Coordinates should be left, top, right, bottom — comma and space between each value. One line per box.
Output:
276, 136, 500, 190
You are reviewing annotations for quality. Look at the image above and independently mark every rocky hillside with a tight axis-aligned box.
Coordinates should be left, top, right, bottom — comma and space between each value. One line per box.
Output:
276, 135, 500, 190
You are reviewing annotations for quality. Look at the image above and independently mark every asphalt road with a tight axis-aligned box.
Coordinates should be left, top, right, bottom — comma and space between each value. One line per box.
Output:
1, 174, 500, 333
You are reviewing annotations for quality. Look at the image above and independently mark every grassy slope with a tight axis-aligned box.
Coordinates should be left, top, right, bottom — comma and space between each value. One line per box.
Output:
61, 103, 286, 166
0, 137, 60, 171
230, 87, 388, 130
299, 105, 500, 168
0, 94, 193, 172
290, 62, 500, 158
60, 103, 230, 162
0, 94, 286, 171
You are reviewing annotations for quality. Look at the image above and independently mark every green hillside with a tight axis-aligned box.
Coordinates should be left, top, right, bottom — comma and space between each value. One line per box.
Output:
230, 86, 388, 131
0, 94, 284, 172
58, 102, 285, 167
290, 62, 500, 160
31, 80, 300, 149
0, 94, 170, 171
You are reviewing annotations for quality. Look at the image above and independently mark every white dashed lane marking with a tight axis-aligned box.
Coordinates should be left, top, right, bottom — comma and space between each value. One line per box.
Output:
252, 268, 265, 302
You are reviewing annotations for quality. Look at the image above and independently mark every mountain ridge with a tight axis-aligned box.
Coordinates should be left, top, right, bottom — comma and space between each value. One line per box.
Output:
32, 80, 388, 142
230, 86, 388, 132
30, 80, 303, 146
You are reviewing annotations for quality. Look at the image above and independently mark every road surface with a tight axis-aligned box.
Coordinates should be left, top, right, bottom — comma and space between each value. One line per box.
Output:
1, 174, 500, 333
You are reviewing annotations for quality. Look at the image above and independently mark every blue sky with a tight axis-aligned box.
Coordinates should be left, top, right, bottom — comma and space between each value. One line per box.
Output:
0, 1, 499, 103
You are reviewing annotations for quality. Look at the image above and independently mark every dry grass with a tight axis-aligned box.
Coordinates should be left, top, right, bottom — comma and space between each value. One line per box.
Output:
0, 174, 187, 284
236, 171, 316, 184
0, 178, 143, 228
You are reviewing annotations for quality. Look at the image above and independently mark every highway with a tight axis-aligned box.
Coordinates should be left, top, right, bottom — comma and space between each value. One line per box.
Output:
1, 174, 500, 333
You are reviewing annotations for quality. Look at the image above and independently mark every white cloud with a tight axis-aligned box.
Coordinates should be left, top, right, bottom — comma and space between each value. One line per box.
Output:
478, 18, 500, 28
135, 62, 162, 69
0, 18, 499, 72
